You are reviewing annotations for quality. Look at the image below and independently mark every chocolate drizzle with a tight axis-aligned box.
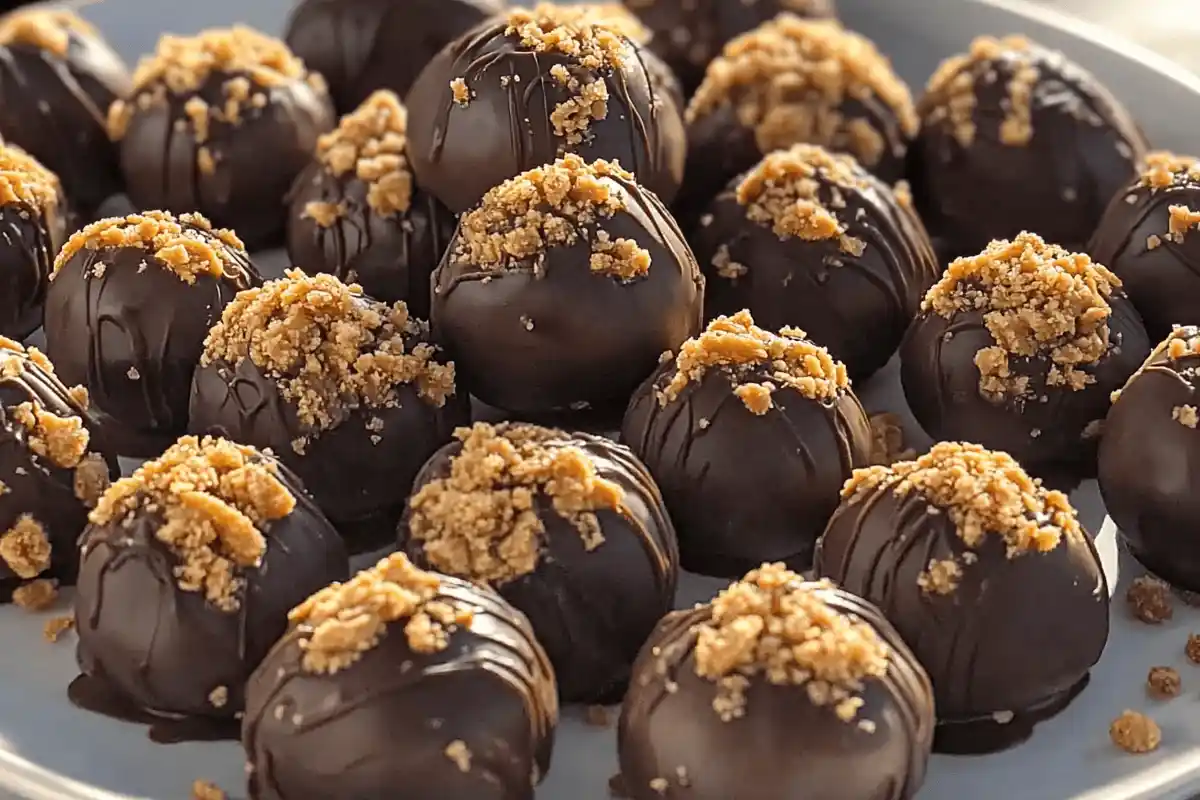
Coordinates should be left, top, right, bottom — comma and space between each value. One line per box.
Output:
0, 182, 66, 340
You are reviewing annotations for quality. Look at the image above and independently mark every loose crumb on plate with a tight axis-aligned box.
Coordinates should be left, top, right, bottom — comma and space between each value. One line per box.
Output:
1110, 710, 1161, 754
1127, 575, 1173, 624
1146, 666, 1181, 699
191, 779, 226, 800
1187, 633, 1200, 664
43, 615, 73, 642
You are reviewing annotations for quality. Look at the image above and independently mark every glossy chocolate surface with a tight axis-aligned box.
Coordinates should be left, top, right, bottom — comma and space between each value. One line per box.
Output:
0, 188, 67, 340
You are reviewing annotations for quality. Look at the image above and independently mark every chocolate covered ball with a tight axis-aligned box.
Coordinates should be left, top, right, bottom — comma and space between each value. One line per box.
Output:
618, 564, 934, 800
44, 211, 260, 457
0, 144, 67, 339
285, 90, 454, 319
908, 35, 1145, 260
693, 144, 938, 381
399, 421, 678, 703
622, 311, 873, 577
72, 436, 349, 736
407, 4, 686, 213
815, 443, 1110, 753
432, 154, 702, 416
190, 270, 468, 553
244, 552, 557, 800
900, 233, 1149, 480
107, 27, 334, 248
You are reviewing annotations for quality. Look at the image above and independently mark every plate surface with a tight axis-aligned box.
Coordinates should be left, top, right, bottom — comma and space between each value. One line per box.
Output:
2, 0, 1199, 799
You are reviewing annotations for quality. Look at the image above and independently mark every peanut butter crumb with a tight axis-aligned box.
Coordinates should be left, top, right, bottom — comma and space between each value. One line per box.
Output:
0, 143, 61, 214
303, 201, 343, 228
1168, 205, 1200, 243
925, 36, 1033, 148
0, 515, 49, 579
567, 4, 651, 44
208, 685, 228, 708
129, 26, 310, 97
711, 245, 748, 280
733, 383, 774, 415
316, 90, 413, 216
917, 558, 961, 595
505, 5, 627, 71
1110, 711, 1161, 754
445, 740, 472, 772
1127, 575, 1173, 624
1139, 151, 1200, 191
191, 780, 226, 800
867, 412, 914, 466
893, 179, 913, 210
1188, 633, 1200, 664
1173, 405, 1199, 429
450, 78, 470, 106
1147, 666, 1181, 699
0, 9, 94, 58
549, 75, 609, 146
43, 615, 73, 642
12, 578, 56, 611
11, 401, 89, 470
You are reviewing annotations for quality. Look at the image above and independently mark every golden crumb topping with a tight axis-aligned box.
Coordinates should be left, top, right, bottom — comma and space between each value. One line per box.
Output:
658, 310, 849, 413
0, 515, 49, 579
505, 5, 626, 71
89, 436, 296, 611
687, 15, 917, 167
568, 4, 651, 44
0, 9, 95, 58
1139, 151, 1200, 190
922, 232, 1120, 400
1113, 326, 1200, 402
924, 35, 1037, 147
289, 552, 475, 675
0, 144, 61, 214
317, 90, 413, 217
407, 423, 623, 585
10, 401, 88, 470
692, 565, 890, 722
12, 577, 56, 611
454, 154, 650, 281
128, 26, 309, 96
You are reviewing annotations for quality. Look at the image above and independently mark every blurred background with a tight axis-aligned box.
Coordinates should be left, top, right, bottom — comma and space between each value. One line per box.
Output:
1034, 0, 1199, 73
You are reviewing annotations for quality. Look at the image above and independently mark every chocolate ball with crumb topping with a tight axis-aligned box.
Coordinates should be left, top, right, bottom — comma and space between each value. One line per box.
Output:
399, 421, 679, 703
44, 211, 261, 458
407, 4, 686, 214
815, 443, 1110, 753
73, 436, 349, 732
189, 270, 469, 554
907, 36, 1144, 260
432, 154, 702, 417
900, 233, 1149, 481
285, 90, 455, 319
107, 27, 334, 248
621, 311, 873, 577
692, 144, 939, 381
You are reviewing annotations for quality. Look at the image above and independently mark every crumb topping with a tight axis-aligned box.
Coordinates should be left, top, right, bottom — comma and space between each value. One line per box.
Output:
74, 453, 111, 507
12, 578, 56, 611
445, 740, 472, 772
0, 9, 95, 58
569, 4, 651, 44
10, 401, 88, 470
1110, 710, 1161, 754
407, 422, 623, 585
1168, 205, 1200, 243
191, 780, 226, 800
0, 144, 61, 214
1139, 151, 1200, 190
1127, 575, 1173, 624
0, 515, 49, 579
1114, 326, 1200, 403
922, 232, 1120, 400
686, 15, 917, 167
317, 90, 412, 217
202, 270, 454, 434
89, 436, 295, 612
1174, 405, 1199, 429
1147, 666, 1181, 699
289, 552, 475, 675
43, 615, 73, 642
692, 565, 890, 722
924, 36, 1037, 147
450, 77, 470, 106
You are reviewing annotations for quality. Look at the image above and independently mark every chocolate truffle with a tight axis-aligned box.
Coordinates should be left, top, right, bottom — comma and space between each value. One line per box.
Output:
244, 552, 557, 800
0, 338, 116, 602
107, 26, 335, 248
692, 144, 939, 381
285, 90, 454, 319
0, 143, 67, 339
432, 154, 702, 416
1099, 326, 1200, 591
284, 0, 505, 115
190, 270, 467, 553
621, 311, 873, 577
43, 211, 260, 457
72, 436, 349, 734
680, 15, 917, 221
0, 9, 129, 215
908, 35, 1145, 259
815, 443, 1110, 753
618, 564, 934, 800
407, 4, 686, 213
900, 233, 1149, 480
399, 421, 678, 703
1089, 152, 1200, 341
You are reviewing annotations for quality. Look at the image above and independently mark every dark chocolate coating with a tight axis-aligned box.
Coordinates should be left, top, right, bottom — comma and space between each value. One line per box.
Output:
407, 17, 686, 213
899, 289, 1149, 479
814, 488, 1109, 753
400, 429, 679, 703
432, 167, 702, 416
617, 581, 934, 800
0, 26, 130, 215
73, 459, 350, 721
621, 360, 874, 577
118, 71, 334, 248
0, 187, 67, 340
692, 159, 940, 381
285, 161, 456, 319
907, 41, 1145, 259
43, 228, 261, 457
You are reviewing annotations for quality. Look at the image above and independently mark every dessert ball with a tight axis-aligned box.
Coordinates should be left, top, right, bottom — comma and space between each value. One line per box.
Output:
190, 270, 468, 553
44, 211, 260, 457
0, 144, 67, 339
908, 36, 1145, 259
407, 4, 686, 213
1090, 152, 1200, 341
107, 26, 335, 248
692, 144, 939, 381
0, 338, 116, 602
244, 552, 557, 800
400, 421, 678, 703
0, 9, 129, 214
815, 443, 1110, 753
73, 436, 349, 732
900, 233, 1149, 479
618, 564, 934, 800
622, 311, 874, 577
680, 15, 916, 220
285, 90, 455, 319
432, 154, 702, 416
